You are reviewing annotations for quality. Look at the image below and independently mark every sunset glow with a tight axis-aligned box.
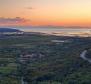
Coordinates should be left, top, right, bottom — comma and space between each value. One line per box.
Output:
0, 0, 91, 27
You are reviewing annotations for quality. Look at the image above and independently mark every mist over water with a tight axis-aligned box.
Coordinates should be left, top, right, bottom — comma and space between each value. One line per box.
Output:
14, 27, 91, 37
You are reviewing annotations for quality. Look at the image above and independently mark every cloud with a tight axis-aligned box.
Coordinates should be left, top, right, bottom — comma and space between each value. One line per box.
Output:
0, 17, 26, 23
0, 17, 31, 26
26, 7, 34, 10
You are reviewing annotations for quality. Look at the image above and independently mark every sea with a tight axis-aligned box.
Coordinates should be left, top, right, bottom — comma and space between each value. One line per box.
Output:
14, 27, 91, 37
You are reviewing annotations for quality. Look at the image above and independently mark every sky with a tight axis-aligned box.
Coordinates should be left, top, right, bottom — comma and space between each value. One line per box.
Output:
0, 0, 91, 27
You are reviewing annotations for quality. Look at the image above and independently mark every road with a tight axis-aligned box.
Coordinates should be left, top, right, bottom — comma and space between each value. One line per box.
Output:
21, 76, 28, 84
80, 50, 91, 63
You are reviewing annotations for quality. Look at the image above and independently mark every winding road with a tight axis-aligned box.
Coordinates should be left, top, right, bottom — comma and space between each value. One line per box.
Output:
80, 50, 91, 63
21, 77, 28, 84
21, 77, 27, 84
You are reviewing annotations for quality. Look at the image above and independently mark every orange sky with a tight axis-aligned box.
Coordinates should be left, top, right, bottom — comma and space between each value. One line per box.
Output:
0, 0, 91, 27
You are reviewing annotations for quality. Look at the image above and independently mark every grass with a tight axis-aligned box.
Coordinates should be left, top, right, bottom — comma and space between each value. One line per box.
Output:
0, 65, 17, 74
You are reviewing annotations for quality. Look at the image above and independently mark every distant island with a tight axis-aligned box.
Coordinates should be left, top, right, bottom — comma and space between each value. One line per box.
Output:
0, 28, 22, 32
0, 28, 23, 35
